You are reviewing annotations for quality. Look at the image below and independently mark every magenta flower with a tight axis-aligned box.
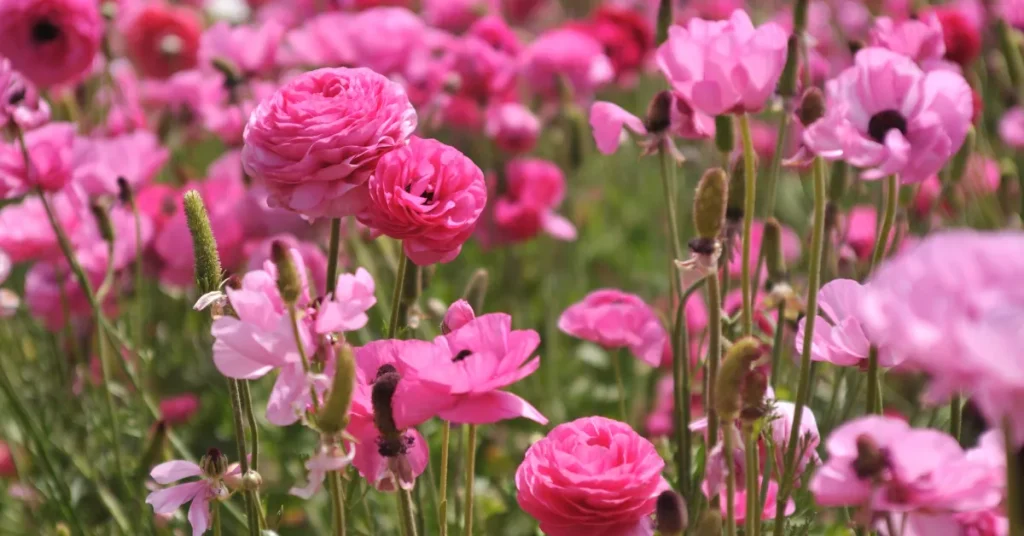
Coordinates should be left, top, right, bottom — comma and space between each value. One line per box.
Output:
998, 107, 1024, 148
145, 451, 240, 536
801, 47, 973, 184
727, 219, 800, 279
422, 0, 497, 32
485, 102, 540, 155
492, 158, 576, 244
199, 20, 284, 77
715, 480, 795, 525
559, 289, 668, 367
0, 189, 81, 263
0, 122, 75, 197
589, 94, 715, 156
656, 10, 788, 116
515, 416, 670, 536
869, 14, 946, 67
72, 131, 169, 197
520, 28, 614, 101
427, 313, 546, 425
159, 394, 200, 426
0, 59, 50, 132
0, 0, 102, 88
349, 419, 429, 492
242, 67, 418, 219
359, 137, 487, 266
98, 60, 146, 136
795, 279, 897, 368
768, 401, 821, 475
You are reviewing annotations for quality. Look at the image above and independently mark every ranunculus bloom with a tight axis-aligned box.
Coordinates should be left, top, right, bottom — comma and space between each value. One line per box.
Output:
768, 401, 821, 475
485, 102, 540, 154
201, 78, 278, 147
869, 15, 946, 67
0, 189, 81, 263
0, 58, 50, 132
559, 289, 668, 367
100, 60, 146, 136
0, 0, 102, 88
657, 10, 788, 116
159, 394, 200, 425
570, 6, 654, 82
199, 20, 284, 77
421, 0, 498, 33
929, 6, 982, 67
795, 279, 899, 368
492, 158, 576, 243
998, 107, 1024, 148
242, 67, 418, 219
0, 122, 76, 196
121, 3, 202, 79
520, 28, 614, 101
72, 130, 169, 197
359, 137, 486, 265
859, 230, 1024, 444
516, 416, 670, 536
801, 47, 973, 184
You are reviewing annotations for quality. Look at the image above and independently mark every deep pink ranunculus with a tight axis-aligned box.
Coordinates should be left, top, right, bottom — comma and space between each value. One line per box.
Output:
570, 6, 653, 83
242, 67, 418, 219
0, 189, 82, 263
199, 20, 284, 77
421, 0, 498, 33
520, 28, 614, 101
159, 394, 200, 425
558, 289, 667, 367
72, 130, 169, 197
121, 2, 202, 80
0, 58, 50, 132
795, 279, 898, 368
442, 299, 476, 334
359, 137, 487, 266
485, 102, 540, 155
868, 14, 946, 67
244, 234, 329, 298
0, 122, 76, 197
516, 416, 669, 536
0, 0, 102, 88
492, 158, 576, 244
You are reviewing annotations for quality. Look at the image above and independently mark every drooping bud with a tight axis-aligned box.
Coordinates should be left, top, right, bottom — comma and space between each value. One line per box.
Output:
714, 337, 763, 421
116, 176, 132, 206
763, 218, 787, 283
200, 447, 229, 478
317, 343, 356, 434
947, 127, 975, 185
714, 115, 734, 154
241, 470, 262, 491
727, 156, 748, 224
461, 268, 489, 312
778, 35, 801, 98
694, 510, 723, 536
645, 90, 674, 134
183, 190, 222, 294
795, 87, 826, 127
693, 168, 729, 240
271, 240, 301, 305
89, 201, 115, 244
372, 365, 401, 440
656, 490, 688, 535
852, 434, 887, 480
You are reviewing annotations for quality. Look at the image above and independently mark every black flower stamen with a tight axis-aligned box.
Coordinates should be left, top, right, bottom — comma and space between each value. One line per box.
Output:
452, 349, 472, 362
31, 19, 61, 44
867, 109, 908, 143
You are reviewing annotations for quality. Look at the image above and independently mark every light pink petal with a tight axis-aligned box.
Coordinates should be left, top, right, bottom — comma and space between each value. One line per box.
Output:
150, 460, 202, 484
541, 212, 577, 241
589, 102, 646, 155
146, 481, 204, 515
188, 493, 210, 536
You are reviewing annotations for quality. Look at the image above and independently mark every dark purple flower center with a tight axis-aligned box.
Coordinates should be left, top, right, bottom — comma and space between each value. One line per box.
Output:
31, 18, 61, 44
8, 87, 26, 105
452, 349, 472, 362
867, 109, 908, 143
377, 432, 414, 458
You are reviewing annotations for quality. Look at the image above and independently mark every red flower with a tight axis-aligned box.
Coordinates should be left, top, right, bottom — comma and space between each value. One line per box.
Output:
122, 3, 202, 79
570, 6, 653, 81
931, 6, 981, 67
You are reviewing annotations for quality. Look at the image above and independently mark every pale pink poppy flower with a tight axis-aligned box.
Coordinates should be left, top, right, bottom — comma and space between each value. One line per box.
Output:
998, 107, 1024, 148
199, 20, 284, 77
520, 28, 614, 101
795, 279, 898, 368
657, 10, 788, 116
0, 0, 102, 88
515, 416, 670, 536
589, 93, 715, 156
244, 234, 329, 297
278, 13, 356, 68
869, 15, 946, 67
159, 394, 200, 425
811, 416, 1003, 513
289, 442, 356, 499
727, 219, 800, 279
359, 137, 487, 265
801, 47, 973, 184
72, 130, 169, 197
428, 313, 547, 424
492, 158, 576, 244
422, 0, 498, 33
559, 289, 667, 367
317, 268, 376, 334
442, 299, 476, 334
0, 189, 82, 263
242, 67, 417, 219
145, 452, 240, 536
0, 58, 50, 132
0, 122, 76, 197
485, 102, 540, 155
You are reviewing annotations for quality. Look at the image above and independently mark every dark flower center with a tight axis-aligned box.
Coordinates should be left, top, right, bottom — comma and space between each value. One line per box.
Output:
31, 18, 61, 44
452, 349, 472, 362
8, 87, 26, 105
377, 432, 414, 458
867, 109, 908, 143
375, 364, 398, 379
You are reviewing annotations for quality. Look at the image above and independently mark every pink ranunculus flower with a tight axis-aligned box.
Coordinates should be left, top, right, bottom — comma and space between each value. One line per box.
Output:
794, 279, 898, 368
421, 0, 497, 33
442, 299, 476, 334
0, 0, 102, 88
145, 452, 240, 536
202, 79, 278, 147
559, 289, 668, 367
72, 130, 169, 197
0, 122, 76, 196
277, 13, 354, 68
859, 230, 1024, 444
869, 14, 946, 67
242, 67, 418, 219
728, 219, 800, 279
0, 189, 82, 263
159, 394, 200, 425
100, 60, 146, 136
24, 259, 105, 330
349, 7, 431, 78
359, 137, 487, 265
492, 158, 576, 243
244, 234, 329, 297
0, 58, 50, 132
810, 416, 1003, 513
428, 313, 547, 425
714, 479, 795, 525
485, 102, 540, 155
199, 20, 284, 77
589, 92, 715, 156
656, 9, 788, 116
801, 47, 973, 184
998, 107, 1024, 148
450, 28, 518, 103
516, 416, 670, 536
520, 28, 614, 101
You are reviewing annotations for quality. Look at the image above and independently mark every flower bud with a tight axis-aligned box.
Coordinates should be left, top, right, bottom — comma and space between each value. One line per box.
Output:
714, 115, 734, 154
89, 201, 115, 244
694, 509, 723, 536
656, 490, 688, 535
317, 343, 356, 434
693, 168, 728, 240
645, 90, 674, 134
778, 35, 800, 98
727, 156, 748, 224
241, 470, 262, 491
795, 87, 826, 126
200, 447, 229, 479
763, 218, 787, 283
461, 268, 489, 312
271, 240, 301, 305
442, 299, 476, 334
183, 190, 222, 294
714, 337, 763, 421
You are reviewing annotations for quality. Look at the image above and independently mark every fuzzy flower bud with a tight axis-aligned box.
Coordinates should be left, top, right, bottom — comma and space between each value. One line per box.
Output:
270, 240, 301, 305
241, 470, 262, 491
656, 489, 688, 535
763, 218, 787, 283
714, 337, 763, 421
694, 510, 723, 536
317, 343, 356, 434
183, 190, 222, 294
372, 365, 402, 447
693, 168, 728, 240
795, 87, 826, 127
645, 90, 674, 134
199, 447, 228, 478
739, 369, 769, 421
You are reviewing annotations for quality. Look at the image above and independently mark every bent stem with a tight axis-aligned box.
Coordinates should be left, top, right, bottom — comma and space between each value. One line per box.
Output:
439, 421, 452, 536
611, 350, 628, 422
738, 113, 758, 336
326, 218, 342, 290
773, 156, 827, 536
950, 394, 962, 442
868, 175, 899, 274
723, 427, 738, 536
463, 424, 478, 536
397, 488, 418, 536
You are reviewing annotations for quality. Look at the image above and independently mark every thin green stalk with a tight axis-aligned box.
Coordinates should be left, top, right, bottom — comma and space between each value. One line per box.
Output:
866, 347, 881, 415
329, 470, 347, 536
611, 350, 628, 422
738, 114, 758, 336
439, 421, 452, 536
227, 379, 257, 536
763, 112, 791, 217
96, 312, 129, 490
1004, 418, 1023, 536
288, 305, 321, 413
723, 427, 738, 536
659, 146, 684, 262
950, 394, 962, 442
398, 488, 419, 536
463, 424, 478, 536
129, 196, 146, 350
388, 254, 409, 338
745, 425, 761, 536
672, 279, 706, 495
773, 156, 827, 536
213, 501, 222, 536
239, 381, 260, 472
769, 304, 785, 389
868, 176, 899, 273
326, 218, 342, 290
705, 272, 723, 460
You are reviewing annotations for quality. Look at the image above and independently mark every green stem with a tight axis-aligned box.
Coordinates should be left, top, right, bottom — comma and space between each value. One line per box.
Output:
1004, 418, 1023, 536
659, 145, 684, 262
866, 346, 882, 415
769, 304, 785, 389
214, 500, 222, 536
398, 488, 419, 536
326, 218, 342, 291
288, 305, 321, 413
868, 176, 899, 274
773, 156, 827, 536
705, 272, 723, 464
329, 470, 347, 536
439, 420, 451, 536
950, 394, 962, 443
239, 381, 260, 473
96, 311, 129, 490
227, 379, 257, 536
387, 254, 409, 338
463, 424, 478, 536
129, 195, 146, 350
672, 279, 706, 495
745, 425, 761, 536
738, 114, 758, 336
723, 426, 738, 536
763, 111, 791, 218
611, 351, 628, 422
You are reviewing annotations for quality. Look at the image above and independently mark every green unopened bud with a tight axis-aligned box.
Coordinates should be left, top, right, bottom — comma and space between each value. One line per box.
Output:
947, 127, 975, 185
656, 490, 688, 535
656, 0, 672, 45
461, 268, 489, 312
271, 240, 301, 305
200, 447, 229, 478
90, 201, 115, 244
795, 87, 826, 127
714, 337, 763, 421
241, 470, 262, 491
727, 156, 749, 223
317, 343, 356, 434
714, 115, 734, 154
694, 510, 723, 536
693, 168, 729, 240
778, 35, 801, 98
645, 90, 674, 134
183, 190, 222, 294
763, 218, 787, 283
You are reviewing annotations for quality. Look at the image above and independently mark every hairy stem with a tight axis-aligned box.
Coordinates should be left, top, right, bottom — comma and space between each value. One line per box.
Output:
439, 420, 452, 536
723, 427, 738, 536
738, 113, 758, 336
463, 424, 478, 536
